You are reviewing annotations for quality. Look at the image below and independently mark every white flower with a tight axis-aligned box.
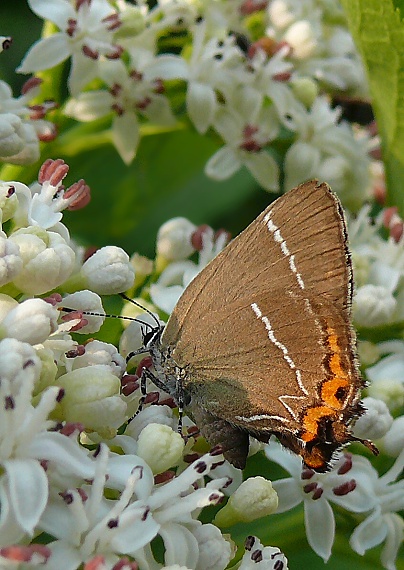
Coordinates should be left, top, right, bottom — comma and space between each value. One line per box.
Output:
38, 445, 230, 569
79, 246, 135, 295
33, 159, 90, 229
206, 88, 280, 192
9, 227, 75, 295
65, 55, 176, 164
265, 441, 374, 562
56, 365, 127, 434
0, 338, 95, 546
284, 20, 317, 59
365, 341, 404, 412
0, 234, 22, 286
0, 298, 58, 345
147, 21, 244, 134
382, 417, 404, 457
19, 0, 123, 95
282, 97, 370, 210
150, 226, 228, 314
215, 477, 278, 526
0, 79, 56, 165
58, 290, 106, 335
65, 339, 126, 378
239, 536, 288, 569
349, 449, 404, 570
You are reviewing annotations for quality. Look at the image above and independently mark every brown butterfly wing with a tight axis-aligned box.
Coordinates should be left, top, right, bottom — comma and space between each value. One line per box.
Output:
161, 180, 359, 468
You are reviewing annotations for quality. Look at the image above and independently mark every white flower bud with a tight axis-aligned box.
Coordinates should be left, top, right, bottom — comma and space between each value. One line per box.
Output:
157, 217, 197, 261
382, 416, 404, 457
193, 524, 233, 570
0, 234, 22, 285
215, 477, 278, 527
284, 21, 317, 59
127, 405, 176, 440
0, 121, 40, 165
56, 365, 127, 434
353, 397, 393, 440
0, 337, 41, 389
61, 290, 105, 334
69, 339, 125, 378
0, 298, 58, 345
0, 113, 26, 157
137, 423, 184, 474
353, 285, 396, 328
9, 227, 75, 295
80, 246, 134, 294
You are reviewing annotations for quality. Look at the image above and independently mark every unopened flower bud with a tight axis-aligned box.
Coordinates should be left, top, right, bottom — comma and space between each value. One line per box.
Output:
156, 217, 197, 262
353, 397, 393, 440
137, 423, 185, 474
80, 246, 134, 294
215, 476, 278, 526
56, 365, 127, 434
9, 227, 75, 295
0, 298, 58, 344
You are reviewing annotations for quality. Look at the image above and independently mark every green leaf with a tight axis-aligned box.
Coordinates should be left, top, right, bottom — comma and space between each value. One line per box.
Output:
341, 0, 404, 214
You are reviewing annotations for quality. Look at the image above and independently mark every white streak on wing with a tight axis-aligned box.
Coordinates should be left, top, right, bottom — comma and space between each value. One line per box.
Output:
235, 414, 290, 424
279, 395, 306, 421
251, 302, 309, 398
263, 212, 305, 290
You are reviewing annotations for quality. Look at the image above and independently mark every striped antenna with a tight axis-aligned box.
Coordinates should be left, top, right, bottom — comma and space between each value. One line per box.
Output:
59, 300, 159, 331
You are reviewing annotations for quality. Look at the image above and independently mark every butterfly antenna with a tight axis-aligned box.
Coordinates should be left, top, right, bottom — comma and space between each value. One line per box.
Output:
120, 293, 161, 329
59, 306, 155, 331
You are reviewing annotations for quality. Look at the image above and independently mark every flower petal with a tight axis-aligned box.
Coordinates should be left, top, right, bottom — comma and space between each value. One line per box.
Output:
283, 141, 321, 190
160, 522, 199, 568
243, 151, 279, 192
272, 479, 302, 513
205, 146, 241, 181
350, 508, 387, 555
112, 113, 140, 165
17, 34, 71, 73
187, 82, 216, 134
28, 0, 75, 28
4, 459, 48, 534
381, 513, 404, 570
304, 498, 335, 561
64, 91, 112, 121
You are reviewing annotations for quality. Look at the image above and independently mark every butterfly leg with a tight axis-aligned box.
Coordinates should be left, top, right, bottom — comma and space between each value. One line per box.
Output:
175, 375, 185, 434
127, 365, 167, 422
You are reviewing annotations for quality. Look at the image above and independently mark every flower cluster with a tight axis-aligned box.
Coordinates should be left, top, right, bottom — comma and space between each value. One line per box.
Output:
13, 0, 371, 206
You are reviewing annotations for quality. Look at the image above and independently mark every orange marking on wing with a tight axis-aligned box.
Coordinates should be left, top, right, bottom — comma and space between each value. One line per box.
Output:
301, 406, 332, 442
320, 326, 350, 410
